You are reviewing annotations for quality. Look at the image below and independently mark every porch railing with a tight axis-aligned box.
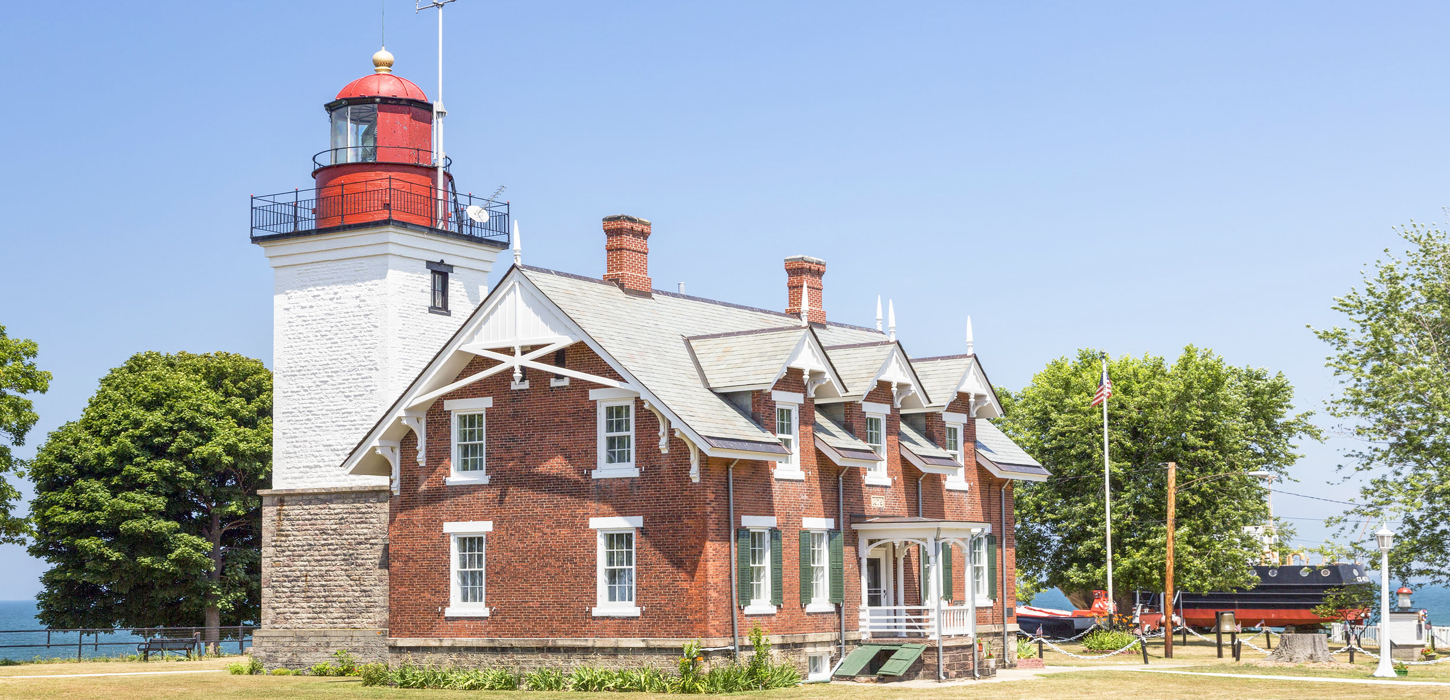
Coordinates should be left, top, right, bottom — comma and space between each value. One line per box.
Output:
859, 605, 975, 637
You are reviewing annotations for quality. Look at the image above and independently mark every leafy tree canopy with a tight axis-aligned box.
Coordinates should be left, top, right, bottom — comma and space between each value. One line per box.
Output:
28, 351, 271, 630
997, 346, 1319, 609
1313, 223, 1450, 583
0, 325, 51, 543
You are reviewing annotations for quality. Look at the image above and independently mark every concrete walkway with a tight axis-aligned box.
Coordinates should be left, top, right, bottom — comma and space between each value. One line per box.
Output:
0, 669, 225, 680
1121, 668, 1450, 687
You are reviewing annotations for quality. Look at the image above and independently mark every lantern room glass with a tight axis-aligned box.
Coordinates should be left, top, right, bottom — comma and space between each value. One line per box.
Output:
329, 104, 378, 164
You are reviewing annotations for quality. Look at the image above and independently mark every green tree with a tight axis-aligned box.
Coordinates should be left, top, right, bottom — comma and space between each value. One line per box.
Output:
0, 325, 51, 542
1312, 582, 1377, 645
28, 352, 271, 644
997, 347, 1319, 610
1313, 222, 1450, 583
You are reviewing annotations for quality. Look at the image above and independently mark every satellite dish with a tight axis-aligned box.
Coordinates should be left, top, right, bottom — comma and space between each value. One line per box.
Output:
466, 205, 490, 223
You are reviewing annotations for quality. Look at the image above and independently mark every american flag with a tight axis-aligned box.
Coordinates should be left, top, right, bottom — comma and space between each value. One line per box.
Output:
1090, 366, 1113, 407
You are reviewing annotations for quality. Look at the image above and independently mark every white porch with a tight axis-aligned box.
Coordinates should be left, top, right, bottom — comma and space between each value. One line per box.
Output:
853, 517, 990, 639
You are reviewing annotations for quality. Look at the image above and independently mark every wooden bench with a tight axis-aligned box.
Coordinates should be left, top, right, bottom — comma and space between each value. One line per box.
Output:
137, 637, 197, 661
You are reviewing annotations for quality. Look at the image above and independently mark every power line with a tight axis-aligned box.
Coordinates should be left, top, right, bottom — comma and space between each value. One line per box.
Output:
1271, 489, 1360, 506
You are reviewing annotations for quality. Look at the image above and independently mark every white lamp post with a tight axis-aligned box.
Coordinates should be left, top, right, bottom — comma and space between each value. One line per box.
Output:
1373, 525, 1395, 678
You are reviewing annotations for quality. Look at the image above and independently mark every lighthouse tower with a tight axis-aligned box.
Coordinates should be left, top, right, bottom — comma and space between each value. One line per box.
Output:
250, 50, 508, 666
252, 49, 509, 491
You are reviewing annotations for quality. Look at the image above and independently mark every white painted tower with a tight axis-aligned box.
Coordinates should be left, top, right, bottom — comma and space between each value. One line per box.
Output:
252, 50, 508, 489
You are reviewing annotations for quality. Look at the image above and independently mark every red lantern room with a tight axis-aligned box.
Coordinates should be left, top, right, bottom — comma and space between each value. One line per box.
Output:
312, 49, 452, 230
249, 50, 508, 246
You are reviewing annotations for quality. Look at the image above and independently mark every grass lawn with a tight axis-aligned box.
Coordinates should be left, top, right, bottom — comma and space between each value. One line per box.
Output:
1, 651, 1448, 700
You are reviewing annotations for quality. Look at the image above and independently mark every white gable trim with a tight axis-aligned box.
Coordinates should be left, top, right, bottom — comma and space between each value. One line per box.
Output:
342, 268, 786, 479
958, 358, 1004, 418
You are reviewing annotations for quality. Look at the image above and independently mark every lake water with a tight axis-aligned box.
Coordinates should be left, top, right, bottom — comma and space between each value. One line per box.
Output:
1030, 582, 1450, 627
0, 601, 250, 661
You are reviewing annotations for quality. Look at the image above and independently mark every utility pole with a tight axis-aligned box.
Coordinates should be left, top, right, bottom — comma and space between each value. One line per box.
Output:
1164, 461, 1176, 659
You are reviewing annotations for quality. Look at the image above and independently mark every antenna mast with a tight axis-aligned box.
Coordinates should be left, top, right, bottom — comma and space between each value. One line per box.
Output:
417, 0, 458, 228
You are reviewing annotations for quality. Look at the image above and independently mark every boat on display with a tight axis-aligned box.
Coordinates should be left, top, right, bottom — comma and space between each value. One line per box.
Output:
1137, 563, 1373, 629
1016, 590, 1114, 638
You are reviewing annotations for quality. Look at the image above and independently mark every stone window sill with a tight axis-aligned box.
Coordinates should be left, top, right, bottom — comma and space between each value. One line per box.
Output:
804, 602, 836, 614
591, 606, 641, 618
743, 604, 778, 616
773, 468, 806, 481
443, 606, 490, 618
863, 475, 893, 487
592, 467, 639, 479
446, 474, 491, 486
944, 481, 970, 492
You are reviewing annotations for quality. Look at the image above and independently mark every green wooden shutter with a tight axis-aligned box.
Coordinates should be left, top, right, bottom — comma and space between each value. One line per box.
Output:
799, 531, 813, 606
737, 529, 752, 606
828, 531, 844, 604
986, 535, 998, 600
942, 544, 953, 600
770, 529, 784, 606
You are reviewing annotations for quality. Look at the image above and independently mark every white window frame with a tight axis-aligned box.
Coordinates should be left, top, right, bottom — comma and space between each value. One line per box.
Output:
445, 397, 493, 485
807, 652, 833, 682
443, 521, 493, 617
805, 530, 834, 613
744, 527, 776, 615
591, 516, 643, 617
943, 418, 969, 491
862, 404, 892, 486
592, 388, 639, 479
971, 536, 992, 604
772, 391, 806, 480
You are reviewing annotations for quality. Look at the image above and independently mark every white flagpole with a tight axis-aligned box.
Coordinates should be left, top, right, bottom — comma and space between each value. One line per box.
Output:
1102, 354, 1114, 616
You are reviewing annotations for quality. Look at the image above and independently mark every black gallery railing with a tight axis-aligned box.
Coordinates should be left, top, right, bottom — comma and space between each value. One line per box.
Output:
0, 626, 254, 661
250, 175, 510, 246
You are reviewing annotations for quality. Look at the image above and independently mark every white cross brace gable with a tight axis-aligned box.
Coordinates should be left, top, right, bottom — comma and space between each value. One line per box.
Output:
341, 268, 757, 480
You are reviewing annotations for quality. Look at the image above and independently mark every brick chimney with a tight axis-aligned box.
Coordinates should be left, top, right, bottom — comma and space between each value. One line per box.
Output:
784, 255, 826, 324
602, 215, 652, 293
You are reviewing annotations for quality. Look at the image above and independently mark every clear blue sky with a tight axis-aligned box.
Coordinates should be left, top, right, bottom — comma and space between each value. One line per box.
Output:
1, 1, 1443, 600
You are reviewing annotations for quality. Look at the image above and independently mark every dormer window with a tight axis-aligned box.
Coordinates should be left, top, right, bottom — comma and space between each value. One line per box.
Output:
428, 261, 453, 314
771, 391, 805, 480
865, 415, 884, 455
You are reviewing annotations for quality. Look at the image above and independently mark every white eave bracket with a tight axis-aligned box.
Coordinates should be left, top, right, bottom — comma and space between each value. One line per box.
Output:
375, 440, 401, 495
400, 411, 427, 465
674, 428, 701, 483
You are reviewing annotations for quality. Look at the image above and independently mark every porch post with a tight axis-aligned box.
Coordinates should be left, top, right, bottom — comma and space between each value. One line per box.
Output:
859, 542, 870, 636
933, 530, 943, 681
895, 543, 907, 637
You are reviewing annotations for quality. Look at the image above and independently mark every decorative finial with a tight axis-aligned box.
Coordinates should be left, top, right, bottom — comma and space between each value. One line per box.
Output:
887, 300, 896, 342
875, 296, 883, 331
373, 47, 395, 74
966, 316, 974, 355
512, 220, 522, 266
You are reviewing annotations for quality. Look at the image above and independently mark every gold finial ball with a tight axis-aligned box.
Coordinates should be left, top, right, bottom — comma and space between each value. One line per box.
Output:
373, 47, 395, 74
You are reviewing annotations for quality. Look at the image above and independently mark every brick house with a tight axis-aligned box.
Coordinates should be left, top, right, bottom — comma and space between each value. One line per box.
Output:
250, 51, 1048, 681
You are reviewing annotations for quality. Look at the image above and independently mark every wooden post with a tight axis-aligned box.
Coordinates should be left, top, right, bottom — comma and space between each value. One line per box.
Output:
1164, 462, 1176, 659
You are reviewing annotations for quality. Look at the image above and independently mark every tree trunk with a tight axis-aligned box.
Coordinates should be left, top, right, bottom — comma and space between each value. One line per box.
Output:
204, 510, 222, 656
1266, 634, 1332, 664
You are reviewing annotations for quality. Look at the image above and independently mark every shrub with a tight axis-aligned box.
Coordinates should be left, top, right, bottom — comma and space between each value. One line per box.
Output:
567, 666, 618, 692
359, 663, 389, 687
525, 667, 565, 691
269, 668, 300, 676
1081, 629, 1139, 652
227, 656, 263, 675
1016, 637, 1036, 659
672, 641, 706, 694
332, 649, 360, 676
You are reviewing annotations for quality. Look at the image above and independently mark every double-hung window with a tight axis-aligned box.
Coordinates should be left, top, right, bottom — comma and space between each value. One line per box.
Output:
444, 397, 492, 485
427, 260, 452, 315
592, 516, 643, 617
591, 389, 639, 478
942, 412, 970, 491
809, 532, 828, 606
972, 537, 989, 601
771, 392, 805, 480
739, 517, 780, 615
861, 404, 890, 485
443, 521, 492, 617
799, 517, 840, 612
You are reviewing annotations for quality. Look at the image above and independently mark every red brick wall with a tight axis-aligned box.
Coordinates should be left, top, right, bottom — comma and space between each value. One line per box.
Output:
387, 343, 1018, 641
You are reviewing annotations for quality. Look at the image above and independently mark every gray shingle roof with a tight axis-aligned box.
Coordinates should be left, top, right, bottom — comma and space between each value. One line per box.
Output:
898, 421, 959, 466
975, 419, 1050, 477
524, 268, 798, 448
912, 356, 970, 408
822, 342, 895, 396
688, 327, 806, 390
813, 410, 881, 462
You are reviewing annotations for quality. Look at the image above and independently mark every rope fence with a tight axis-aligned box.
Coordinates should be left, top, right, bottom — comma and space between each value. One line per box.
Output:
1027, 623, 1450, 666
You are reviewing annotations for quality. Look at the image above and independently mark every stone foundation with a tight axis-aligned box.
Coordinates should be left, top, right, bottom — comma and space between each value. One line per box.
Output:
252, 485, 391, 669
386, 632, 852, 673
